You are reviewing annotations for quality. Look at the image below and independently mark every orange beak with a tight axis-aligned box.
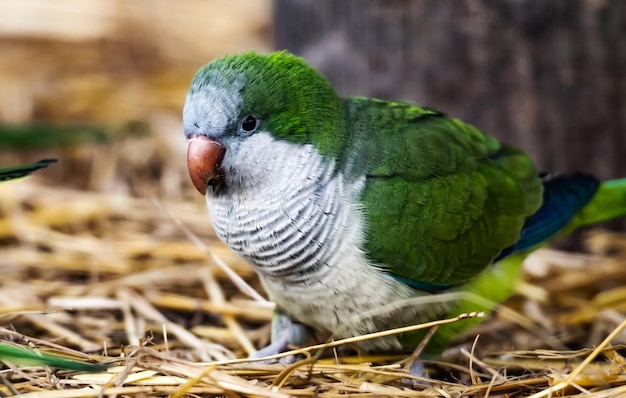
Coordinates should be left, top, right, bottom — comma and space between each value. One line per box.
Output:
187, 136, 226, 194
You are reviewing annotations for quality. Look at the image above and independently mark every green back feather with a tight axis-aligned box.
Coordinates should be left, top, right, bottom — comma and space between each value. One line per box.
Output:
342, 98, 542, 286
422, 178, 626, 356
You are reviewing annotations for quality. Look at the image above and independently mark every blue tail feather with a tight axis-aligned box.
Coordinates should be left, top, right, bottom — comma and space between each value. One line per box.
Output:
494, 173, 599, 261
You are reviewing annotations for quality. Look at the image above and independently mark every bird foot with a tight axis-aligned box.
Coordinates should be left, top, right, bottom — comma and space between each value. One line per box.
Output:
248, 309, 313, 364
249, 335, 298, 364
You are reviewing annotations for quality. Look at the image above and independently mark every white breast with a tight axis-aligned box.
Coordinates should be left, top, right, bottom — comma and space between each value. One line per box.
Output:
206, 132, 441, 350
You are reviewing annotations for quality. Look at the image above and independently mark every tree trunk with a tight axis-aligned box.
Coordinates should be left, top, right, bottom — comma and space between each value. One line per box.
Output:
274, 0, 626, 180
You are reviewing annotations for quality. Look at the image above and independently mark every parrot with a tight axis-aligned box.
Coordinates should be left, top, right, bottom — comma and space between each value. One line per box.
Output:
183, 51, 626, 362
0, 159, 57, 183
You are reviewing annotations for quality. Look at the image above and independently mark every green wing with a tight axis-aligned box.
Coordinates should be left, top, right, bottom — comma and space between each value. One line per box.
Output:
344, 98, 542, 287
0, 159, 57, 183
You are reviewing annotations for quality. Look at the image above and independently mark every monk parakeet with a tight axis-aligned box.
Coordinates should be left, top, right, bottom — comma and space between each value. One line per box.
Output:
183, 51, 626, 360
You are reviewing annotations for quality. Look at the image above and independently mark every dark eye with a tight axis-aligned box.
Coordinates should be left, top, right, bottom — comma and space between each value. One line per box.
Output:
239, 115, 259, 133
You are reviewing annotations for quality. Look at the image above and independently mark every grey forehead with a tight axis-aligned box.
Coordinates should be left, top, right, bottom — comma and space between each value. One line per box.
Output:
183, 80, 244, 137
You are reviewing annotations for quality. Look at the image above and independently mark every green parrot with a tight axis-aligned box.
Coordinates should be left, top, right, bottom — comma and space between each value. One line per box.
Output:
0, 159, 57, 183
183, 51, 626, 362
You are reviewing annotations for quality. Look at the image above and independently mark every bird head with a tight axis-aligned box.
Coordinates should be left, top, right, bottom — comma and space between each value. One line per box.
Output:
183, 51, 344, 195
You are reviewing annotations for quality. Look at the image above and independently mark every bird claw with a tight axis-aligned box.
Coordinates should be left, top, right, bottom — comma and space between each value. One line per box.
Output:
249, 335, 298, 364
400, 359, 438, 388
407, 360, 426, 377
248, 309, 313, 364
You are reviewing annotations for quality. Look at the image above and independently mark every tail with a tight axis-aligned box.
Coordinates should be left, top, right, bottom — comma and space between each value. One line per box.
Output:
495, 173, 600, 261
565, 178, 626, 231
0, 159, 57, 183
427, 175, 626, 358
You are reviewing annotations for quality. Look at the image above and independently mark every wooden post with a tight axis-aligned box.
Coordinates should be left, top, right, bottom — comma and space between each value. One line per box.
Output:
274, 0, 626, 180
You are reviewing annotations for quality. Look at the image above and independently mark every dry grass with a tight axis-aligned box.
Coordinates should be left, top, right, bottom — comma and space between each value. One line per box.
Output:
1, 2, 626, 396
1, 166, 626, 397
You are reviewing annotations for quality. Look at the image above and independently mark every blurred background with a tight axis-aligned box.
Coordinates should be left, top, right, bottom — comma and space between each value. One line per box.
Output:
275, 0, 626, 180
2, 0, 625, 194
0, 0, 625, 366
0, 0, 271, 198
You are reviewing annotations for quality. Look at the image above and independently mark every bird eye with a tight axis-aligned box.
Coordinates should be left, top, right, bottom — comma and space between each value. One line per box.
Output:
239, 115, 259, 134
